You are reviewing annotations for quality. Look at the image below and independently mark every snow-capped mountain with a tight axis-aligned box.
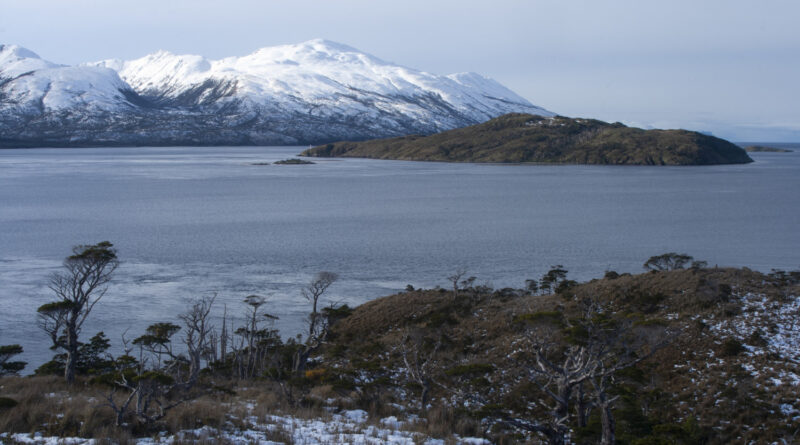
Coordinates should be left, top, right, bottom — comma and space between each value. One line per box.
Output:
1, 40, 553, 147
0, 44, 138, 114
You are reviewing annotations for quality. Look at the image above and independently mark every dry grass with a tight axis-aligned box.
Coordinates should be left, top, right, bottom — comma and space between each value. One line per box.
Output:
0, 375, 114, 437
0, 376, 321, 439
323, 267, 800, 443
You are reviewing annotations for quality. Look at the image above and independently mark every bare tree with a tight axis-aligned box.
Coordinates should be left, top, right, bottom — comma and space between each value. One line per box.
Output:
179, 294, 216, 386
398, 329, 443, 409
104, 333, 186, 427
293, 272, 338, 374
508, 299, 674, 445
104, 294, 217, 428
447, 269, 467, 301
519, 337, 599, 444
37, 241, 118, 383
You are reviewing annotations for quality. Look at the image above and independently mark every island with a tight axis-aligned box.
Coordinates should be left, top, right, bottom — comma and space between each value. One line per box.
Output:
273, 158, 316, 165
301, 113, 754, 165
744, 145, 793, 153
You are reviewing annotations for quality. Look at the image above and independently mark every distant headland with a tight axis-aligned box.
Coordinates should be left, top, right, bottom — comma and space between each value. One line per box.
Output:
743, 145, 793, 153
302, 113, 754, 166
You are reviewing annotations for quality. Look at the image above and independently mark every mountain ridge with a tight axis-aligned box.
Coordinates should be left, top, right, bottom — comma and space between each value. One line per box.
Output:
0, 40, 552, 147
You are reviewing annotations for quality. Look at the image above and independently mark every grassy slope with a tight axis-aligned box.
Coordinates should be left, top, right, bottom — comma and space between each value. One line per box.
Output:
302, 113, 754, 165
322, 267, 799, 443
2, 267, 797, 443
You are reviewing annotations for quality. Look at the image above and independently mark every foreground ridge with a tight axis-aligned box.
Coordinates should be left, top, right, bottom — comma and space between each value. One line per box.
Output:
1, 263, 797, 443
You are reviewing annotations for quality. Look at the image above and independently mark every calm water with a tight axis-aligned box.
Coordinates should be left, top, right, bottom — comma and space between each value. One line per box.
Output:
1, 145, 799, 367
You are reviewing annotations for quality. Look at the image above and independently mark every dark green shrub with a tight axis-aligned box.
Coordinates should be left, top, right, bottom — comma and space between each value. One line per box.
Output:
604, 270, 620, 280
0, 397, 18, 410
747, 329, 768, 347
720, 338, 746, 357
445, 363, 494, 376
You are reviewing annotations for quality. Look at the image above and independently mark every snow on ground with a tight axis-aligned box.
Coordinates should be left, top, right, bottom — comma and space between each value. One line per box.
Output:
669, 291, 800, 429
707, 292, 800, 369
0, 410, 491, 445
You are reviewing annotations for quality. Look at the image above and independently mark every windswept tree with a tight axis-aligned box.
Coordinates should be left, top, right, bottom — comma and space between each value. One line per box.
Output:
540, 265, 569, 294
234, 294, 281, 379
37, 241, 118, 383
293, 271, 338, 374
447, 269, 477, 302
104, 296, 218, 426
643, 253, 694, 271
0, 344, 26, 376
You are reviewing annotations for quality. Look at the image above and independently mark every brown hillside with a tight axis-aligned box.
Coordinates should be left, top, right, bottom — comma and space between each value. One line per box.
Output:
324, 267, 799, 444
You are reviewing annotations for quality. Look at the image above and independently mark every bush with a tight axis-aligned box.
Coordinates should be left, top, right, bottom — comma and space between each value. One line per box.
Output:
604, 270, 620, 280
720, 338, 746, 357
0, 397, 18, 410
445, 363, 494, 377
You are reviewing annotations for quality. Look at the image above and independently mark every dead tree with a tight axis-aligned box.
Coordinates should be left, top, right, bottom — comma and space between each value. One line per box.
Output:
178, 294, 216, 386
506, 298, 674, 445
522, 338, 600, 443
398, 329, 443, 410
37, 241, 119, 384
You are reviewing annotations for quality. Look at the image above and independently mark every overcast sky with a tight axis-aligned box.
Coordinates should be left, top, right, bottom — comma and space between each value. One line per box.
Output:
2, 0, 798, 141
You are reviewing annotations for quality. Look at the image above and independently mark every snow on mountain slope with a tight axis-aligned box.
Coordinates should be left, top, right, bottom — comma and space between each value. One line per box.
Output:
2, 39, 553, 147
92, 39, 552, 124
0, 44, 138, 115
0, 44, 59, 77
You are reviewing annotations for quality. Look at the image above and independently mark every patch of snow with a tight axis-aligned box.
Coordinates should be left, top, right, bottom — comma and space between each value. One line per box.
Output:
340, 409, 369, 423
381, 416, 403, 428
709, 293, 800, 365
2, 433, 95, 445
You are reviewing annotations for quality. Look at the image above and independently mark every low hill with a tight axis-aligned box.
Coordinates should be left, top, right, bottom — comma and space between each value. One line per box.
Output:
302, 113, 754, 165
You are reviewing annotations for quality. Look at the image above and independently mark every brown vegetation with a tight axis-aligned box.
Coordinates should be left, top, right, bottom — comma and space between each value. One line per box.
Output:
2, 263, 798, 443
